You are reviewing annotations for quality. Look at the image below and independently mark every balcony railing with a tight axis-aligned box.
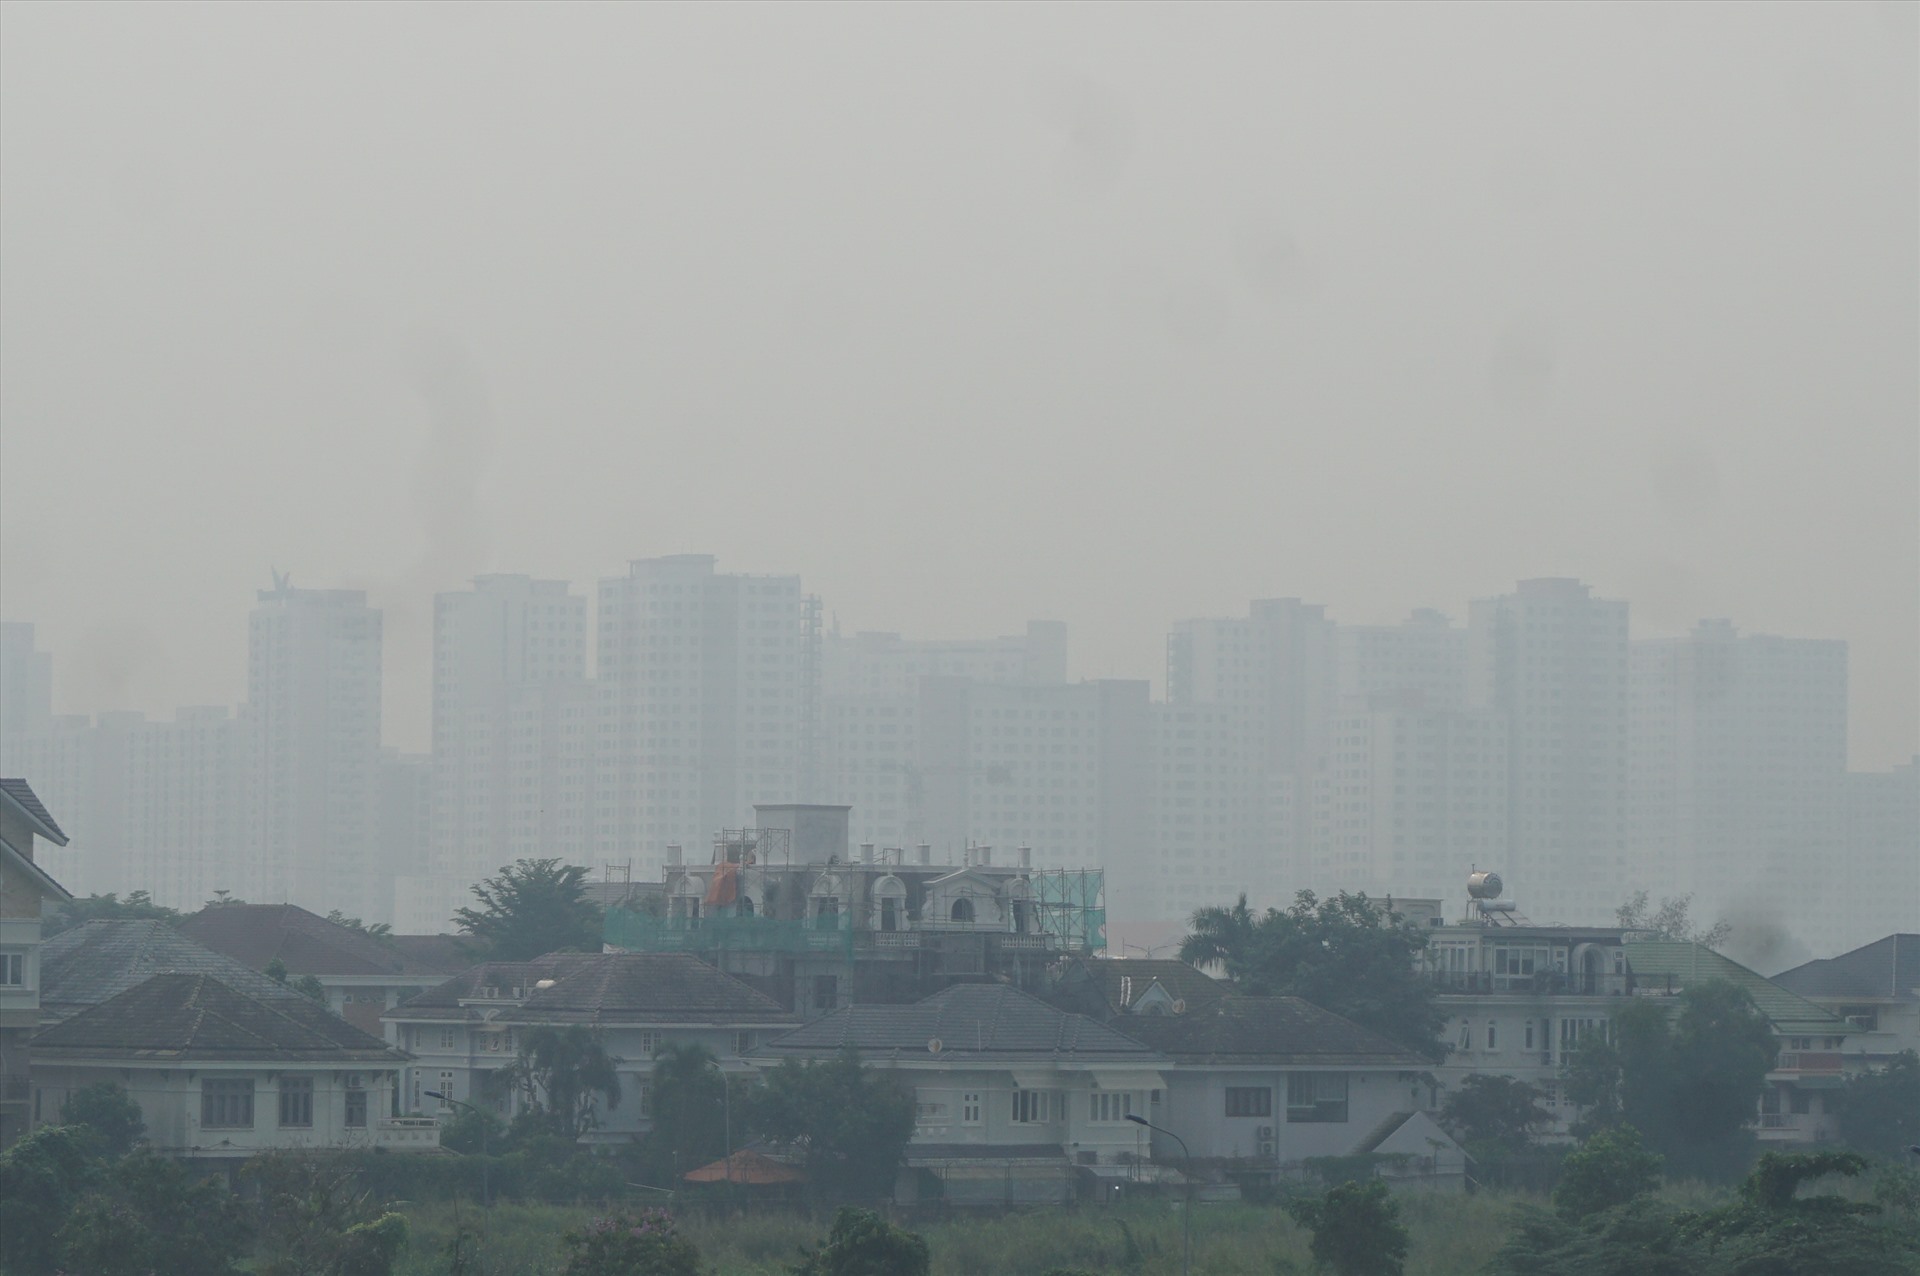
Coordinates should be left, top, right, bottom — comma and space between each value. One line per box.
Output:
1428, 971, 1631, 997
1774, 1052, 1844, 1075
376, 1117, 441, 1150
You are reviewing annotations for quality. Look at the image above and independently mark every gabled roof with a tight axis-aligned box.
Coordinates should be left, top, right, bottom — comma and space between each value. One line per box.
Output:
1113, 997, 1425, 1067
1623, 940, 1849, 1035
178, 904, 466, 978
1074, 958, 1227, 1015
40, 920, 301, 1019
682, 1148, 804, 1184
0, 777, 68, 845
758, 984, 1158, 1060
1, 835, 72, 903
1772, 935, 1920, 1004
32, 972, 408, 1063
389, 953, 792, 1026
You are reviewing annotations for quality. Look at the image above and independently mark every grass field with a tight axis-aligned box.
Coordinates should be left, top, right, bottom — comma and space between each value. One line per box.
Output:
391, 1191, 1544, 1276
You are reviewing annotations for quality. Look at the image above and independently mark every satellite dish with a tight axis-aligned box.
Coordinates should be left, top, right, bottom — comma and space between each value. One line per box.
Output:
927, 1038, 944, 1055
1172, 999, 1187, 1015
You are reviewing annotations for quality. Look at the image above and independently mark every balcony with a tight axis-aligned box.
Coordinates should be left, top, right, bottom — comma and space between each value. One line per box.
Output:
376, 1117, 441, 1151
1773, 1052, 1844, 1077
1428, 971, 1630, 998
864, 932, 922, 950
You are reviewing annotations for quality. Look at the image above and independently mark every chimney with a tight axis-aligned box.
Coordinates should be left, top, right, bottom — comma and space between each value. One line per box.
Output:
916, 843, 932, 865
1017, 845, 1031, 868
979, 846, 992, 867
666, 844, 683, 867
860, 843, 875, 865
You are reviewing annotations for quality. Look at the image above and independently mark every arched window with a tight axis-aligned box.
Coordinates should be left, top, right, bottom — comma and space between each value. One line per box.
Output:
950, 897, 975, 924
872, 876, 907, 933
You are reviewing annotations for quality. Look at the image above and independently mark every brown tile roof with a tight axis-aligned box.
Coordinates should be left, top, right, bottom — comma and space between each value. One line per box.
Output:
1113, 996, 1423, 1067
388, 953, 793, 1026
179, 904, 466, 978
32, 972, 409, 1064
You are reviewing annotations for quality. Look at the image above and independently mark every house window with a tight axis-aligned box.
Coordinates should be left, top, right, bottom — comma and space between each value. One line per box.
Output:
916, 1098, 951, 1129
961, 1092, 982, 1125
344, 1081, 367, 1129
1286, 1073, 1349, 1124
1525, 1021, 1536, 1050
437, 1072, 455, 1108
733, 1031, 756, 1055
811, 976, 838, 1011
0, 952, 23, 986
1224, 1087, 1272, 1118
278, 1077, 314, 1128
1486, 1021, 1498, 1050
636, 1031, 661, 1057
1012, 1090, 1056, 1124
1558, 1018, 1608, 1057
950, 898, 975, 923
636, 1081, 654, 1119
202, 1078, 255, 1129
1091, 1091, 1137, 1122
439, 1027, 455, 1051
1458, 1022, 1471, 1051
1789, 1089, 1813, 1116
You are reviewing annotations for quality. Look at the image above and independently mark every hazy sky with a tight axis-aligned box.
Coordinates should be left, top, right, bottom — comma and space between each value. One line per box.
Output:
2, 3, 1915, 767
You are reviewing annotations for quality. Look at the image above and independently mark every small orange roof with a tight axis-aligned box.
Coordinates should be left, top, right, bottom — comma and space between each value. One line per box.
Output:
681, 1148, 804, 1185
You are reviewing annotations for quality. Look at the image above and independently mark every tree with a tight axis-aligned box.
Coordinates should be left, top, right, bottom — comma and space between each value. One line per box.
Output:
455, 858, 603, 961
1553, 1124, 1664, 1220
510, 1025, 622, 1139
1831, 1050, 1920, 1159
1284, 1178, 1408, 1276
1182, 891, 1446, 1060
60, 1081, 147, 1156
265, 957, 330, 1005
1440, 1074, 1551, 1151
1616, 891, 1731, 949
45, 889, 181, 937
1564, 982, 1775, 1180
59, 1149, 250, 1276
245, 1152, 409, 1276
0, 1125, 103, 1274
747, 1051, 915, 1205
643, 1041, 730, 1179
790, 1207, 930, 1276
561, 1210, 702, 1276
1679, 1150, 1920, 1276
325, 910, 393, 942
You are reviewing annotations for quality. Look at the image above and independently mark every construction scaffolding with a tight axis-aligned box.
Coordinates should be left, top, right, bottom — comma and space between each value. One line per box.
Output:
1031, 867, 1106, 957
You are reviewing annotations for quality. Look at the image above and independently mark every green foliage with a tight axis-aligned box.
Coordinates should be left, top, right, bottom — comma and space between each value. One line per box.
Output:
746, 1050, 916, 1205
326, 909, 394, 941
245, 1151, 410, 1276
1283, 1178, 1408, 1276
59, 1081, 147, 1156
560, 1209, 702, 1276
295, 973, 330, 1003
1553, 1124, 1664, 1220
0, 1125, 103, 1274
1616, 891, 1731, 948
56, 1149, 250, 1276
1565, 981, 1776, 1180
1831, 1050, 1920, 1159
1181, 891, 1447, 1060
436, 1103, 507, 1156
267, 956, 291, 984
1440, 1074, 1551, 1151
790, 1206, 930, 1276
45, 889, 181, 936
455, 857, 603, 961
640, 1040, 729, 1181
1489, 1198, 1697, 1276
509, 1025, 622, 1140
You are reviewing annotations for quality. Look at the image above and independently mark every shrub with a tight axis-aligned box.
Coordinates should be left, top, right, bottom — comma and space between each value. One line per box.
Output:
59, 1082, 147, 1156
790, 1206, 930, 1276
560, 1209, 702, 1276
1284, 1178, 1407, 1276
1553, 1124, 1663, 1220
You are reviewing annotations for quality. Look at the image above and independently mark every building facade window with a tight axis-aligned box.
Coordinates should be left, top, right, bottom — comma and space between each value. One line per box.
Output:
1487, 1021, 1498, 1050
961, 1092, 982, 1125
344, 1081, 367, 1129
1011, 1090, 1057, 1124
1224, 1087, 1272, 1118
1285, 1073, 1349, 1124
202, 1078, 255, 1129
636, 1031, 661, 1057
436, 1071, 455, 1107
277, 1076, 314, 1128
1090, 1091, 1136, 1123
0, 952, 24, 986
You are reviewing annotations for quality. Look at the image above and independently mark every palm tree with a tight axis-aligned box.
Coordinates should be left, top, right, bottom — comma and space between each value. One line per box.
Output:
1178, 894, 1262, 976
510, 1025, 621, 1138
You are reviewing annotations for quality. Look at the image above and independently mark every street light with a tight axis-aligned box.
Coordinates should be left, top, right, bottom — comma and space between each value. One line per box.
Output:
703, 1057, 734, 1205
425, 1090, 490, 1210
1126, 1114, 1191, 1276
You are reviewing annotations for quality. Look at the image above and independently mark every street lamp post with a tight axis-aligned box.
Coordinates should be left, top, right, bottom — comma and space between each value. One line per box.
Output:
1126, 1114, 1191, 1276
704, 1058, 734, 1205
425, 1090, 490, 1210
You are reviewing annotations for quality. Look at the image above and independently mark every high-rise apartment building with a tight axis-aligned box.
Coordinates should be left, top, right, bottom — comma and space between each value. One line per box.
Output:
0, 623, 54, 743
1631, 621, 1849, 944
595, 556, 820, 868
399, 576, 590, 930
1468, 578, 1629, 924
246, 585, 384, 920
120, 706, 247, 910
1151, 701, 1265, 917
1841, 759, 1920, 947
1334, 609, 1469, 712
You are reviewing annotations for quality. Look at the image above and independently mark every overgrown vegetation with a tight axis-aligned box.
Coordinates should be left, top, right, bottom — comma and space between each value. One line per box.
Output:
454, 858, 603, 962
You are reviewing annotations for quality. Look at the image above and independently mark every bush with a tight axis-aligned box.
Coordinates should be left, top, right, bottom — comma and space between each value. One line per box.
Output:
0, 1125, 103, 1274
1284, 1179, 1407, 1276
560, 1209, 702, 1276
59, 1082, 147, 1155
1553, 1124, 1664, 1220
791, 1206, 930, 1276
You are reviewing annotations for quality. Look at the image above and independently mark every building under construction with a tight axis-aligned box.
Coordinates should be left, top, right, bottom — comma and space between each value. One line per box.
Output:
603, 804, 1106, 1016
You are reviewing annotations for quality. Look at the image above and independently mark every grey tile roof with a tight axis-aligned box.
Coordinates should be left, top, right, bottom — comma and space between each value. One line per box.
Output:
1079, 958, 1227, 1013
40, 920, 303, 1019
179, 904, 467, 978
389, 953, 792, 1026
1772, 935, 1920, 1004
0, 777, 67, 844
33, 972, 408, 1063
1113, 997, 1424, 1067
759, 984, 1158, 1060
